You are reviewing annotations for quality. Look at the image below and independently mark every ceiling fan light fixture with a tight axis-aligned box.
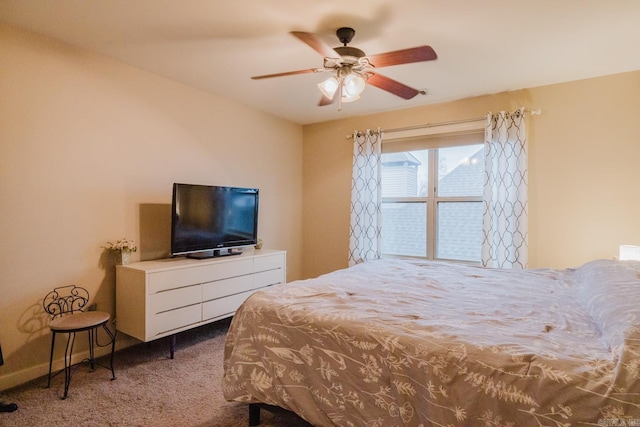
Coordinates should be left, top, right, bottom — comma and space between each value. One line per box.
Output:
319, 73, 366, 105
341, 93, 360, 103
318, 76, 340, 99
343, 74, 366, 98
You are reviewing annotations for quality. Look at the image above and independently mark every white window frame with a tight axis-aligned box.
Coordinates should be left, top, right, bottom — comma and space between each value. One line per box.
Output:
381, 120, 485, 262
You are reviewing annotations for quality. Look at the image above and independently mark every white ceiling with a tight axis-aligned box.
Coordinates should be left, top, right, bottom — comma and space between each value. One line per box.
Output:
2, 0, 639, 125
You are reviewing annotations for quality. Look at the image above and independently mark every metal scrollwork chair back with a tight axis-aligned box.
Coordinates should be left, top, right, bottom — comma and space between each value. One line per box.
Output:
43, 285, 116, 399
43, 285, 90, 319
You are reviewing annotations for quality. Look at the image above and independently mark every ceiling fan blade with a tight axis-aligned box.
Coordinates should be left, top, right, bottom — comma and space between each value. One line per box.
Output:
291, 31, 341, 59
367, 46, 437, 68
251, 68, 320, 80
367, 73, 420, 100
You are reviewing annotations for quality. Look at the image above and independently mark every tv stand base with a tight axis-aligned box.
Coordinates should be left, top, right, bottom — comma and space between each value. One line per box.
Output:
186, 248, 243, 259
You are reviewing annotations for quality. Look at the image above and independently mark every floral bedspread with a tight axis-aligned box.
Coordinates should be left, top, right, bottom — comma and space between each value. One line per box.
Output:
222, 258, 640, 426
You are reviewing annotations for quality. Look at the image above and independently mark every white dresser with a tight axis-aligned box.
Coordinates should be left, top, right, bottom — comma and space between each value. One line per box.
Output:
115, 249, 286, 352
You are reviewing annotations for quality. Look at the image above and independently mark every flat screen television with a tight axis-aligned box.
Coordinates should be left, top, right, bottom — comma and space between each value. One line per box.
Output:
171, 183, 259, 258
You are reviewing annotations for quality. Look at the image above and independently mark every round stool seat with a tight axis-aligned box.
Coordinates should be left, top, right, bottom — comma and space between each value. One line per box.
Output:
49, 311, 111, 332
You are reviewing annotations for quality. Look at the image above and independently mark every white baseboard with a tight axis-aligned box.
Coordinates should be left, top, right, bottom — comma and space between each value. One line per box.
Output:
0, 335, 139, 392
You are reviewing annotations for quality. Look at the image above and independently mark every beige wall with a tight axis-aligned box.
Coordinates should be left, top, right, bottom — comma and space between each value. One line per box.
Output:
303, 71, 640, 278
0, 24, 303, 391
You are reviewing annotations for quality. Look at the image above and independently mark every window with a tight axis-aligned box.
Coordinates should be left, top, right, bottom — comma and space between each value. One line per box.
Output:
381, 143, 484, 262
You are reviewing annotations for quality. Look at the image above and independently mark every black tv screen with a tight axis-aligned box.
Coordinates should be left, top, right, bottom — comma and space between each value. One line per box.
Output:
171, 183, 259, 258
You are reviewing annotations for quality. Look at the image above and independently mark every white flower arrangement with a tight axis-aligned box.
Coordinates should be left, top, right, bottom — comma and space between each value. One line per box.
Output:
104, 238, 137, 253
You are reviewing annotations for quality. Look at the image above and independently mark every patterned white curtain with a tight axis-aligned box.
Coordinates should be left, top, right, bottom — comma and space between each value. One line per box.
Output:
482, 109, 528, 268
348, 129, 382, 266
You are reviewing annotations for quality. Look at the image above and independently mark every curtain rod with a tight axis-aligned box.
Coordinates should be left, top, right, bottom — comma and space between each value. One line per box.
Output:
383, 116, 484, 134
347, 109, 541, 139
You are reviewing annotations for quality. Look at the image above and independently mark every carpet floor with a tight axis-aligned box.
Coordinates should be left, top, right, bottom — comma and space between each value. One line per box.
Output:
0, 318, 312, 426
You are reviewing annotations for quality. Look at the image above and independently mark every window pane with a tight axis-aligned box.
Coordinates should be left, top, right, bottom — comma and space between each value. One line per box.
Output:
382, 202, 426, 257
437, 145, 484, 197
381, 150, 428, 197
436, 201, 482, 262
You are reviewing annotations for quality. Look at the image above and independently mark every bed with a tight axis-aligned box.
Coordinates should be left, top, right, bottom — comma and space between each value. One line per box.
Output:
222, 258, 640, 426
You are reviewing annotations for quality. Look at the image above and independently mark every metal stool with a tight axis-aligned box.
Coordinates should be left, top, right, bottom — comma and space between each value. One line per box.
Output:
43, 285, 116, 399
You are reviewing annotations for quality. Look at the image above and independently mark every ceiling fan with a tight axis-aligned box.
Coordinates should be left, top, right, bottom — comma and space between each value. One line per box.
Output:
251, 27, 437, 108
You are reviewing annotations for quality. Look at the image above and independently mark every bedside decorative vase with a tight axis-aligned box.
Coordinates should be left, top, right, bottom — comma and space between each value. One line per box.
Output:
117, 250, 132, 265
104, 238, 137, 265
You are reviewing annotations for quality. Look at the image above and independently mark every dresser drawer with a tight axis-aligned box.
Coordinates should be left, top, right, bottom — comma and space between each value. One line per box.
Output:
202, 290, 256, 322
149, 303, 201, 338
148, 285, 201, 314
253, 268, 284, 288
202, 275, 255, 301
254, 253, 285, 273
148, 258, 253, 294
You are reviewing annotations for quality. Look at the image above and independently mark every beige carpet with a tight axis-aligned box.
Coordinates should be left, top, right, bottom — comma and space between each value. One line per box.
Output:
0, 318, 312, 426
